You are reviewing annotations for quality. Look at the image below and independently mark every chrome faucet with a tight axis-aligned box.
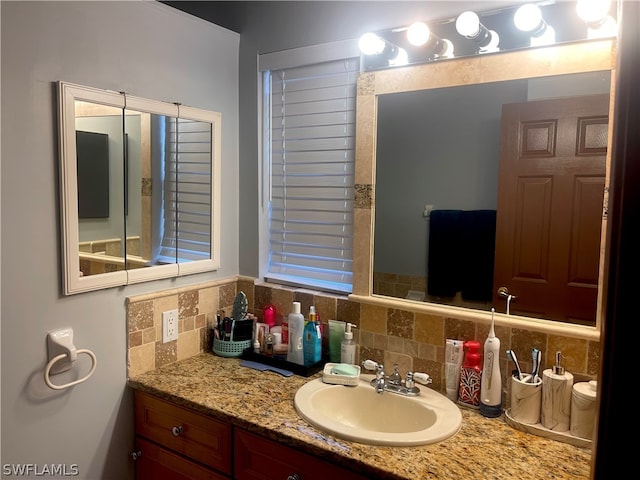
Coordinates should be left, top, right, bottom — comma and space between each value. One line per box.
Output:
373, 362, 386, 394
362, 360, 432, 396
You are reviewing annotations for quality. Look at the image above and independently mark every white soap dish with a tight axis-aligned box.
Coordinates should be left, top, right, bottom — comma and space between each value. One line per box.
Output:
322, 363, 361, 386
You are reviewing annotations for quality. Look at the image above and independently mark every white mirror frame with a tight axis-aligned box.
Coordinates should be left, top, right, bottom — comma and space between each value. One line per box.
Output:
351, 39, 616, 341
57, 81, 221, 295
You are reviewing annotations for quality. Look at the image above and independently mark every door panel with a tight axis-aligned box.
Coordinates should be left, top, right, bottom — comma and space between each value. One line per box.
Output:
493, 94, 608, 324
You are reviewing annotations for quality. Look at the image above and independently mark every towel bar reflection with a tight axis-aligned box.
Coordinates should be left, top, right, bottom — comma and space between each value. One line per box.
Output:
44, 328, 97, 390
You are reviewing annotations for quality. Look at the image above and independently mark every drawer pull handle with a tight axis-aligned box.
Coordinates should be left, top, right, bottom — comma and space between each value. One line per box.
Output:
130, 451, 142, 461
171, 425, 184, 436
287, 475, 300, 480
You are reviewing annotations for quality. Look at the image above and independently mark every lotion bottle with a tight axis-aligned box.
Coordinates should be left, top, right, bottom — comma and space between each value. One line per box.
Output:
340, 323, 357, 365
286, 302, 305, 365
480, 308, 502, 417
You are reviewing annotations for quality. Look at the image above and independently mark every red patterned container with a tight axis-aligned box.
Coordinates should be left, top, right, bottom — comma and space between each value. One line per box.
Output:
458, 340, 482, 408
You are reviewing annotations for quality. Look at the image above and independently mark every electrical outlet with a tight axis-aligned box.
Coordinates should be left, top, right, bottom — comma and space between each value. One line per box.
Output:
162, 309, 179, 343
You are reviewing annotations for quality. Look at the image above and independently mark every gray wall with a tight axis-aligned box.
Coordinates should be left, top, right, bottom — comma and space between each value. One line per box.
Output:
1, 2, 238, 478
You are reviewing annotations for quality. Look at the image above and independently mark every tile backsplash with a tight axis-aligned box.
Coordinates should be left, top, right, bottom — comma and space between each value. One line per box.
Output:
127, 278, 600, 401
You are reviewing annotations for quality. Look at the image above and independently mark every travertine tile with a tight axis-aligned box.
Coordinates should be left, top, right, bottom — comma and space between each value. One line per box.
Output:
360, 303, 387, 334
177, 329, 201, 361
546, 335, 588, 374
198, 286, 219, 317
128, 300, 154, 333
387, 308, 413, 338
179, 290, 199, 318
155, 340, 177, 368
128, 342, 155, 378
126, 279, 598, 386
129, 330, 142, 348
444, 317, 477, 343
414, 312, 444, 345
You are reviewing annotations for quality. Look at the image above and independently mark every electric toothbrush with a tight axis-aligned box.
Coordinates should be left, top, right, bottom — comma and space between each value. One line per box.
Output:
480, 308, 503, 418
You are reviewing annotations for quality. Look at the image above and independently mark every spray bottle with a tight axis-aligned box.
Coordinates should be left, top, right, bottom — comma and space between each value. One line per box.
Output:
480, 308, 503, 417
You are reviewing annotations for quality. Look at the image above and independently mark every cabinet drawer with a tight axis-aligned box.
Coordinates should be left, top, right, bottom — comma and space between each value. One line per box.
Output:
234, 428, 369, 480
135, 391, 232, 475
135, 437, 228, 480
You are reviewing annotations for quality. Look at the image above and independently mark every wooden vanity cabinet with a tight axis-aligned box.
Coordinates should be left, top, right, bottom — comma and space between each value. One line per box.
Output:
134, 391, 232, 479
134, 391, 369, 480
234, 428, 369, 480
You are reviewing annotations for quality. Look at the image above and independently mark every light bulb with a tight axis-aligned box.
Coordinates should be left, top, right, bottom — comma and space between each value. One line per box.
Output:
456, 11, 481, 37
388, 47, 409, 66
407, 22, 431, 46
358, 33, 386, 55
440, 39, 455, 58
588, 15, 617, 38
530, 25, 555, 46
481, 31, 500, 53
577, 0, 611, 25
514, 4, 543, 33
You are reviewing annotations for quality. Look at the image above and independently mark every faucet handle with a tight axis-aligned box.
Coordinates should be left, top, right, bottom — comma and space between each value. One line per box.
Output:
405, 372, 415, 388
412, 372, 432, 385
362, 359, 381, 372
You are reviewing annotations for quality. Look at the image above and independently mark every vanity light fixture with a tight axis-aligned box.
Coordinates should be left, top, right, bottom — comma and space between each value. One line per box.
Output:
576, 0, 617, 38
455, 11, 499, 53
406, 22, 453, 58
514, 3, 556, 46
358, 32, 405, 64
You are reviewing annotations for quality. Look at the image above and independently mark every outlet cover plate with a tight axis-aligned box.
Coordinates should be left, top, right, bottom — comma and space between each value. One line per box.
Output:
162, 309, 179, 343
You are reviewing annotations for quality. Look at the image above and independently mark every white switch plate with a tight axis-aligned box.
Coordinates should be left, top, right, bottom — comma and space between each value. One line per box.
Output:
162, 309, 179, 343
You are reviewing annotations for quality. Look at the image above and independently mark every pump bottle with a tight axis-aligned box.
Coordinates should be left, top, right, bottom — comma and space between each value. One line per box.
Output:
286, 302, 305, 365
480, 308, 502, 417
340, 323, 357, 364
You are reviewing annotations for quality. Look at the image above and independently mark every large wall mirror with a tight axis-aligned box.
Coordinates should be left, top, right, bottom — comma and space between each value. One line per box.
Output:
352, 39, 615, 337
58, 82, 221, 295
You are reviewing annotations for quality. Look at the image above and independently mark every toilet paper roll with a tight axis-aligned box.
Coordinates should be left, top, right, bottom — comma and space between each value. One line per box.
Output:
510, 374, 542, 425
541, 368, 573, 432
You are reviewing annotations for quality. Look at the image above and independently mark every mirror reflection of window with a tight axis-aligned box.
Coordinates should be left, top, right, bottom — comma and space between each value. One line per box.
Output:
159, 117, 212, 264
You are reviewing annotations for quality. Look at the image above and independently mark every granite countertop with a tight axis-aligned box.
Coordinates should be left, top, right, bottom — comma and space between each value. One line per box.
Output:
128, 352, 591, 480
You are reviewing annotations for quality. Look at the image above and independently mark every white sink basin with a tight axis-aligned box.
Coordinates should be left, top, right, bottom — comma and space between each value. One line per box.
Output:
294, 375, 461, 446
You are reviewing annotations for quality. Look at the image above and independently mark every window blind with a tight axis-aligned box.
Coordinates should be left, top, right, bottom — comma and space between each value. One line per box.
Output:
160, 117, 212, 263
266, 57, 359, 293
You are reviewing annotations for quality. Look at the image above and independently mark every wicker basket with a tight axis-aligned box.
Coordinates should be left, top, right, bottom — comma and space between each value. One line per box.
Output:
212, 338, 252, 358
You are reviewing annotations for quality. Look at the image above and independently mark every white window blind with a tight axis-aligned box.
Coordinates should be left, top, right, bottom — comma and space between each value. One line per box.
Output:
265, 57, 358, 293
160, 117, 212, 263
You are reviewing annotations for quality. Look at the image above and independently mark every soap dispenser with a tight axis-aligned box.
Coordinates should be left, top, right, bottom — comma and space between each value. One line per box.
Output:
340, 323, 357, 365
480, 309, 502, 418
541, 351, 573, 431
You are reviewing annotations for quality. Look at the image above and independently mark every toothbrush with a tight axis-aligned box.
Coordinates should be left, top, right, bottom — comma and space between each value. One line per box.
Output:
531, 348, 541, 382
506, 349, 523, 381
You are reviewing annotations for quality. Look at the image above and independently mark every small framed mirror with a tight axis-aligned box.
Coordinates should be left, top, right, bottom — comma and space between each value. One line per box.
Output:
57, 82, 221, 295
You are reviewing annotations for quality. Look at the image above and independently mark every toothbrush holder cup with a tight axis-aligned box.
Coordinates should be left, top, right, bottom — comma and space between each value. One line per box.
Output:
510, 374, 542, 425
